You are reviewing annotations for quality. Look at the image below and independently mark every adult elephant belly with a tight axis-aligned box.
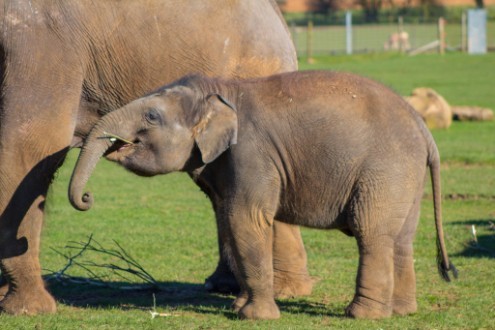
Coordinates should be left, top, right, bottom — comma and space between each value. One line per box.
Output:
0, 0, 310, 315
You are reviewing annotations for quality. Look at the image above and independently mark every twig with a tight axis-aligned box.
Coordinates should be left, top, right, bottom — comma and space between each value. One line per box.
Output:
471, 225, 478, 244
45, 235, 159, 291
102, 131, 134, 144
49, 233, 95, 281
65, 238, 158, 286
149, 293, 174, 318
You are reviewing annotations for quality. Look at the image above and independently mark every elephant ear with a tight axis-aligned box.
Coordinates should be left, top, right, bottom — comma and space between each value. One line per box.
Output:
193, 94, 238, 164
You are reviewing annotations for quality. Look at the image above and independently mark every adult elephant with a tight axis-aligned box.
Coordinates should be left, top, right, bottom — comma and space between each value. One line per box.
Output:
0, 0, 311, 315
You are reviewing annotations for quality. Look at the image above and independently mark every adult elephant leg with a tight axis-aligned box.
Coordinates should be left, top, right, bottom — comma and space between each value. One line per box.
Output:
0, 57, 82, 314
0, 145, 70, 314
272, 221, 312, 298
204, 200, 239, 294
0, 130, 79, 314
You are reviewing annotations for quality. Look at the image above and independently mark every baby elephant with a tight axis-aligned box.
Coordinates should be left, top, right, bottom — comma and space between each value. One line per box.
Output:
69, 71, 457, 320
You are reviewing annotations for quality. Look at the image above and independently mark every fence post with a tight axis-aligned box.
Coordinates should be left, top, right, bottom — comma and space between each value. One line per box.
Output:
467, 9, 487, 54
307, 20, 314, 64
346, 11, 352, 55
438, 17, 445, 55
398, 16, 404, 53
461, 12, 467, 52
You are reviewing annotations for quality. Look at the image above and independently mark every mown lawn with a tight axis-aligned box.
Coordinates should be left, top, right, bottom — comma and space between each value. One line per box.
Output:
1, 53, 494, 329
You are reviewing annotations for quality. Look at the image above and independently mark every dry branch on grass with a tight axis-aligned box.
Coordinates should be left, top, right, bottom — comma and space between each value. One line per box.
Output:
45, 234, 160, 290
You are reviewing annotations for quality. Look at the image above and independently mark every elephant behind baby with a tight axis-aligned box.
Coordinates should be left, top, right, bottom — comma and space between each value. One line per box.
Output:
68, 71, 457, 320
0, 0, 311, 315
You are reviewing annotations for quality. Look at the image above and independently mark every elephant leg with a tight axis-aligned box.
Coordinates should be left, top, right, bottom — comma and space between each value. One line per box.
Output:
392, 189, 422, 315
0, 85, 79, 315
206, 224, 311, 298
346, 237, 395, 319
0, 201, 57, 315
392, 243, 417, 315
345, 186, 415, 319
228, 207, 280, 320
231, 289, 249, 313
205, 220, 311, 298
0, 147, 69, 314
204, 255, 239, 295
204, 201, 239, 295
0, 37, 84, 314
272, 221, 312, 298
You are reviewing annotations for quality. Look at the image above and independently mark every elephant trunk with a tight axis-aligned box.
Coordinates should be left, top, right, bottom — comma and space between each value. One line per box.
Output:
69, 107, 135, 211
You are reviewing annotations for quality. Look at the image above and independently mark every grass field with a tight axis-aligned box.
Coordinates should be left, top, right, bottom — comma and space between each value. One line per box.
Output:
1, 53, 494, 329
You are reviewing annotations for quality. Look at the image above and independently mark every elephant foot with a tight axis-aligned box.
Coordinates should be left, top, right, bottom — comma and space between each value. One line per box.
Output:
273, 271, 313, 299
345, 297, 392, 319
393, 298, 417, 316
204, 268, 240, 295
0, 282, 8, 300
205, 268, 314, 298
238, 299, 280, 320
231, 292, 248, 312
0, 287, 56, 315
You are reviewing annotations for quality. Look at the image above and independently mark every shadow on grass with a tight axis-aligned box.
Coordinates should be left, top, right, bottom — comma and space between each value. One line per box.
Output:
278, 299, 345, 318
46, 278, 345, 318
448, 219, 495, 258
47, 279, 237, 318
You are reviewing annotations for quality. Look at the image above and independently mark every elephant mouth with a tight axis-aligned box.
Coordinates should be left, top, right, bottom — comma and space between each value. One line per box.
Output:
101, 132, 137, 161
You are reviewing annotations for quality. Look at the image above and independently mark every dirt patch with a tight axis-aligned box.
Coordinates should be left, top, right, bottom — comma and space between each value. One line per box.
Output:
440, 162, 494, 169
423, 193, 495, 201
445, 193, 495, 201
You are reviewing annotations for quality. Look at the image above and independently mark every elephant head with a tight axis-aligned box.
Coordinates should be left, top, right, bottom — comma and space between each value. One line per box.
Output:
69, 83, 238, 211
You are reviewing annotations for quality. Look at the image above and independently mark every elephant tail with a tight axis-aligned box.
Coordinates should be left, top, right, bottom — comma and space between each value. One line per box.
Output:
428, 140, 458, 282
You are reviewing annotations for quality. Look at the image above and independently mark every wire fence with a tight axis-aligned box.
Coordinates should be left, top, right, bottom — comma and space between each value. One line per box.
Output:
288, 12, 495, 56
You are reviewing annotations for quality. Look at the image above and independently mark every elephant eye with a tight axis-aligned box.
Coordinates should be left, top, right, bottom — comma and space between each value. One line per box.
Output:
145, 108, 162, 124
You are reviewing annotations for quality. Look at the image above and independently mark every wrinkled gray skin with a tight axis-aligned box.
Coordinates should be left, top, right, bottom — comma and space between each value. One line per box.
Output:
69, 71, 457, 320
0, 0, 312, 315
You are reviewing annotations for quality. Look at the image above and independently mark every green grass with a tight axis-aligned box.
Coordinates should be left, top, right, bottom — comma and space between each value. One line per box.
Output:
300, 52, 495, 108
1, 53, 494, 329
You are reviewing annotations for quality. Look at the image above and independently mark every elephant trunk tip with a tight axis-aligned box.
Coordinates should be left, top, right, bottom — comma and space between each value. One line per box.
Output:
70, 192, 94, 211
